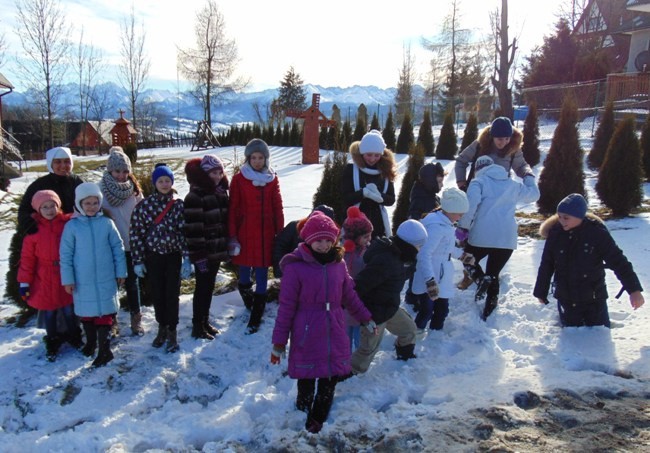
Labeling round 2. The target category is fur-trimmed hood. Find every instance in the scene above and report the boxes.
[476,125,523,158]
[184,157,229,192]
[349,141,397,182]
[539,212,604,239]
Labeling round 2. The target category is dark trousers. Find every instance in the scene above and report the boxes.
[558,299,611,328]
[41,305,77,338]
[146,251,181,328]
[124,252,141,314]
[414,295,449,330]
[193,261,220,322]
[464,245,513,299]
[297,377,338,424]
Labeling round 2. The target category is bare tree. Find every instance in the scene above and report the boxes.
[119,5,150,131]
[75,28,104,155]
[15,0,70,148]
[395,44,416,125]
[557,0,589,29]
[0,30,7,68]
[177,0,248,128]
[490,0,517,119]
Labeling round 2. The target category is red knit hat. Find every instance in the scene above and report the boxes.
[299,211,340,245]
[31,190,61,211]
[342,206,373,240]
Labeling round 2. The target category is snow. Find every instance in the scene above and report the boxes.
[0,140,649,451]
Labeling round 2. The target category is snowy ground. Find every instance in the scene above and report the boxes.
[0,136,649,452]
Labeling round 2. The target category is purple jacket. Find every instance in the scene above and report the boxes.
[272,243,372,379]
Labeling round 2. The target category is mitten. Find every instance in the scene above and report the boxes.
[180,257,192,279]
[228,238,241,256]
[133,263,146,278]
[195,259,209,274]
[362,183,384,203]
[425,278,440,300]
[19,284,30,302]
[364,320,378,334]
[459,252,475,266]
[270,344,286,365]
[455,227,469,243]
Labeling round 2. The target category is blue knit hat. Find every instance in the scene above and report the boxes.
[557,193,587,219]
[152,163,174,186]
[490,117,513,138]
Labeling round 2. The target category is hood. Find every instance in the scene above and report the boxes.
[538,213,604,239]
[418,162,443,193]
[476,164,508,181]
[477,125,523,158]
[421,210,451,229]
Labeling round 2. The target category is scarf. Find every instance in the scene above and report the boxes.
[240,163,276,186]
[100,171,135,207]
[352,164,391,237]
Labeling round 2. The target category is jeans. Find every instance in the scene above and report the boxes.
[239,266,269,294]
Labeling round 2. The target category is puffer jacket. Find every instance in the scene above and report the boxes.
[272,243,372,379]
[533,214,642,303]
[17,213,73,310]
[60,213,127,317]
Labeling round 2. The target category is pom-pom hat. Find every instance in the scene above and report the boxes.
[440,187,469,214]
[490,117,513,138]
[300,211,340,245]
[31,190,61,212]
[46,147,73,173]
[342,206,373,240]
[396,219,428,249]
[152,163,174,186]
[359,130,386,154]
[557,193,587,219]
[106,146,132,173]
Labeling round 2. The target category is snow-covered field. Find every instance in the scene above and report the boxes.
[0,132,649,451]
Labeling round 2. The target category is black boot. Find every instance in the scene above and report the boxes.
[246,293,266,334]
[481,294,499,321]
[395,343,417,361]
[238,282,254,311]
[66,327,85,350]
[81,322,97,357]
[475,276,494,301]
[203,316,220,336]
[191,319,214,340]
[166,328,179,353]
[92,326,113,367]
[43,335,61,362]
[152,324,167,348]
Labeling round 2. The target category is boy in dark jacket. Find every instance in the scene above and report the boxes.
[351,219,428,374]
[533,194,644,327]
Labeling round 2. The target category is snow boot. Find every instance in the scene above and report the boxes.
[191,319,214,340]
[152,324,167,348]
[474,276,494,302]
[203,316,220,336]
[305,418,323,434]
[81,322,97,357]
[166,328,179,353]
[238,282,254,311]
[43,335,61,362]
[481,294,499,321]
[246,293,266,334]
[395,343,417,361]
[92,326,113,367]
[456,269,474,290]
[130,312,144,336]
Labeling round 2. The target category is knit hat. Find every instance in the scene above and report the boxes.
[152,163,174,186]
[474,155,494,175]
[490,117,513,138]
[74,182,103,214]
[244,138,270,159]
[46,147,73,173]
[31,190,61,212]
[440,187,469,214]
[557,193,587,219]
[200,154,224,173]
[359,130,386,154]
[106,146,132,173]
[342,206,373,240]
[313,204,335,220]
[396,219,428,249]
[299,211,340,245]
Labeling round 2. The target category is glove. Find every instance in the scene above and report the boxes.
[455,227,469,243]
[270,344,286,365]
[19,284,30,302]
[180,257,192,279]
[459,252,475,266]
[195,259,209,274]
[133,263,146,279]
[228,238,241,256]
[362,183,384,203]
[364,319,378,334]
[425,278,440,300]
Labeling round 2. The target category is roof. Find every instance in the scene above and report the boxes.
[0,72,14,94]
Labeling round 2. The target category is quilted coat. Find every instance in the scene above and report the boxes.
[17,213,73,310]
[60,213,127,317]
[272,243,372,379]
[228,171,284,267]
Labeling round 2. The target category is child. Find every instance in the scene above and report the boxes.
[18,190,77,361]
[270,211,375,434]
[59,183,127,367]
[99,147,144,336]
[412,188,473,333]
[183,155,230,340]
[130,163,191,352]
[229,138,284,334]
[408,161,445,220]
[341,206,373,350]
[534,193,644,327]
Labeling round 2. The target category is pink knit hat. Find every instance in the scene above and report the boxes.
[31,190,61,211]
[300,211,340,245]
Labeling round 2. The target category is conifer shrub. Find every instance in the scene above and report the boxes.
[370,113,380,131]
[383,110,397,151]
[460,113,478,152]
[417,110,435,156]
[435,112,458,160]
[640,114,650,181]
[312,151,348,224]
[123,143,138,165]
[392,143,425,234]
[395,112,414,154]
[588,101,615,170]
[521,103,541,167]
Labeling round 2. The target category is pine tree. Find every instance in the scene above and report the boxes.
[370,112,380,131]
[392,143,425,233]
[395,111,414,154]
[312,151,349,223]
[460,113,478,152]
[319,126,328,149]
[282,123,290,146]
[521,103,541,167]
[382,109,397,151]
[340,120,353,152]
[353,117,367,142]
[435,112,458,159]
[587,101,615,170]
[274,124,282,146]
[290,120,301,146]
[640,114,650,181]
[277,66,308,118]
[537,97,585,214]
[327,124,339,151]
[595,117,643,217]
[417,110,435,156]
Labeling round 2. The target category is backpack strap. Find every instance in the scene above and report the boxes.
[154,198,175,225]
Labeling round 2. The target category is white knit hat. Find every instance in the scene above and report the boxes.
[46,147,73,173]
[359,130,386,154]
[74,182,103,215]
[441,187,469,214]
[474,155,494,175]
[396,219,428,249]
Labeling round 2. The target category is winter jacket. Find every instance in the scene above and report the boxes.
[272,220,301,277]
[455,126,532,185]
[457,165,540,250]
[17,213,73,311]
[183,188,229,265]
[412,210,463,298]
[60,213,127,317]
[272,243,372,379]
[354,236,419,324]
[101,191,142,252]
[18,173,84,234]
[408,163,442,219]
[228,171,284,268]
[130,192,188,265]
[533,214,642,304]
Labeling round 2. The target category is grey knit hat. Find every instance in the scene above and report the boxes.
[106,146,132,173]
[244,138,270,159]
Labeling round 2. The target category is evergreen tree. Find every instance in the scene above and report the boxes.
[319,126,328,150]
[417,110,435,156]
[370,112,380,131]
[339,120,353,152]
[435,112,458,159]
[395,111,414,154]
[521,103,541,167]
[274,124,282,146]
[312,151,349,223]
[537,97,585,214]
[641,114,650,181]
[460,113,478,151]
[392,143,425,234]
[327,124,339,151]
[382,109,397,151]
[290,120,301,146]
[277,66,308,119]
[282,123,290,146]
[353,117,367,142]
[587,101,615,170]
[595,117,643,217]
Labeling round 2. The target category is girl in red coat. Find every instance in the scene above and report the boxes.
[229,139,284,334]
[17,190,75,361]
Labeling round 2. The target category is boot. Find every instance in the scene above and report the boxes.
[246,293,266,334]
[395,343,417,361]
[43,335,61,362]
[81,322,97,357]
[305,418,323,434]
[92,326,114,367]
[456,269,474,290]
[110,313,120,338]
[475,276,494,302]
[191,319,214,340]
[66,329,85,350]
[166,328,179,353]
[152,324,167,348]
[130,312,144,336]
[481,294,499,321]
[238,282,254,311]
[203,317,220,336]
